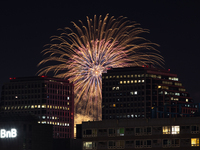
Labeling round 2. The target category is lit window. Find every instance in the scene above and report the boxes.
[186,99,188,102]
[163,126,170,134]
[130,92,133,95]
[120,75,123,78]
[124,81,126,84]
[127,75,130,78]
[116,76,119,78]
[112,87,115,90]
[171,126,180,134]
[24,106,27,109]
[42,116,46,119]
[55,106,57,109]
[175,93,180,96]
[42,105,46,108]
[158,85,161,88]
[42,121,46,124]
[67,97,70,100]
[124,75,126,78]
[106,76,108,79]
[157,75,161,79]
[31,105,34,109]
[52,116,54,119]
[191,138,199,146]
[116,87,119,90]
[174,98,179,101]
[109,76,112,78]
[142,80,144,82]
[134,80,137,83]
[15,96,18,99]
[113,104,116,107]
[131,80,133,83]
[117,128,124,136]
[135,74,137,77]
[127,80,130,84]
[134,91,137,95]
[138,80,141,83]
[120,81,123,84]
[35,105,37,108]
[38,105,41,108]
[131,75,133,77]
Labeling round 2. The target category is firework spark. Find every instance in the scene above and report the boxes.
[38,14,164,120]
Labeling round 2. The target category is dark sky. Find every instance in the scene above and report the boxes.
[0,1,200,102]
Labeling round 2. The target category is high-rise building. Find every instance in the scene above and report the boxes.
[0,76,74,138]
[102,66,198,120]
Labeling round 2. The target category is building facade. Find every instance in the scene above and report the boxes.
[0,114,53,150]
[0,76,74,138]
[102,66,198,120]
[81,117,200,150]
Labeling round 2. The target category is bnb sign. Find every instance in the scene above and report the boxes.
[0,129,17,138]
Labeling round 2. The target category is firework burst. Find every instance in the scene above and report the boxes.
[38,14,164,120]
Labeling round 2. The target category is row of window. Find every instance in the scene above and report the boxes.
[83,138,198,149]
[103,98,145,103]
[3,82,71,90]
[103,114,145,120]
[3,105,70,110]
[2,95,71,100]
[103,74,178,80]
[103,74,146,79]
[38,121,69,126]
[83,125,200,137]
[119,80,145,84]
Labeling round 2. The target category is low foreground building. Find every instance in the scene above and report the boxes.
[0,114,53,150]
[80,117,200,150]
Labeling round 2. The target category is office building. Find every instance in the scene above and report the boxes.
[102,66,198,120]
[0,114,53,150]
[81,117,200,149]
[0,76,74,138]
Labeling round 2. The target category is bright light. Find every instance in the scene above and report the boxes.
[38,14,164,120]
[0,129,17,138]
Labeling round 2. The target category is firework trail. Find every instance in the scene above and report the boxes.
[38,14,164,120]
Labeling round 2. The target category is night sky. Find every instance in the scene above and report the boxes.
[0,1,200,102]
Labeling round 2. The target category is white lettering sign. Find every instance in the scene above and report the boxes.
[0,129,17,138]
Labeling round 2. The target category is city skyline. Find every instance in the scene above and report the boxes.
[0,1,200,103]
